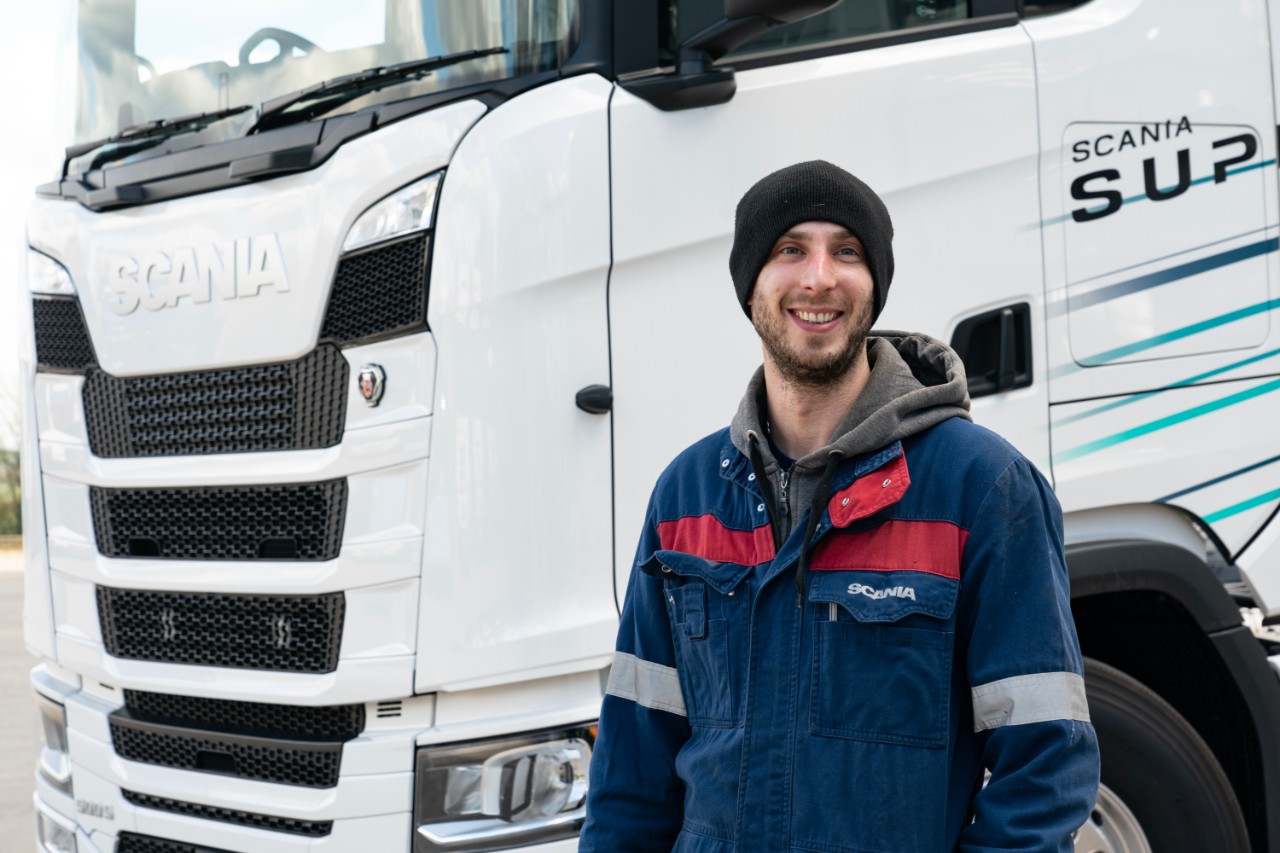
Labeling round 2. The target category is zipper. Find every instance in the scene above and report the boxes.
[779,468,791,528]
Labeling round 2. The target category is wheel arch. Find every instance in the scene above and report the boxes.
[1067,535,1280,853]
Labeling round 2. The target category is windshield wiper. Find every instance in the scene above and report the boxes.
[247,46,508,133]
[64,104,254,174]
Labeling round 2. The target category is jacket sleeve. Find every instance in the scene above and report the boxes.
[579,499,690,852]
[957,457,1100,852]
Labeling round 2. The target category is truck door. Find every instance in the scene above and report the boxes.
[1026,1,1280,569]
[608,0,1045,595]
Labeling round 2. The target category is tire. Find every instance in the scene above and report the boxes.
[1077,658,1250,853]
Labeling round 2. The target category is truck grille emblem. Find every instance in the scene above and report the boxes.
[159,608,177,641]
[272,615,293,649]
[358,364,386,407]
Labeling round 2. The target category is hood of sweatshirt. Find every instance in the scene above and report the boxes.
[729,330,971,474]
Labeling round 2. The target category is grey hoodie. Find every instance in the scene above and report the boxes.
[729,331,971,549]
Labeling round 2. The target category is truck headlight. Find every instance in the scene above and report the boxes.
[27,250,77,296]
[343,171,443,253]
[35,805,77,853]
[34,691,73,796]
[414,723,595,851]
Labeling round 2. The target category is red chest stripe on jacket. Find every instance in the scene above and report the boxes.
[828,453,910,527]
[811,519,968,579]
[657,515,777,565]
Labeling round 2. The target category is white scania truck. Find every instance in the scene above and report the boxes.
[19,0,1280,850]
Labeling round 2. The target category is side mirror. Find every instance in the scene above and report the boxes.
[622,0,842,111]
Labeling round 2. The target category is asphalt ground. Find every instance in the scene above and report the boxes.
[0,549,40,851]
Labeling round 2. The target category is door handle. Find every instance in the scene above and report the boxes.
[950,303,1032,398]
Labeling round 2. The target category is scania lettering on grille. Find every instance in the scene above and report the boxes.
[104,234,290,315]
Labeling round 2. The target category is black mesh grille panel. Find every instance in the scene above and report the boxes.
[123,790,333,837]
[82,345,348,458]
[123,689,364,741]
[33,297,96,371]
[116,832,236,853]
[109,714,343,787]
[321,233,429,344]
[98,587,345,672]
[90,479,347,561]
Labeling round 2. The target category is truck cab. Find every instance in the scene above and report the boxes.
[19,1,1280,851]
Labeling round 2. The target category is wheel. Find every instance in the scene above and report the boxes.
[1076,658,1249,853]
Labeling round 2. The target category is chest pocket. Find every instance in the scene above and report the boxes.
[807,570,957,747]
[646,550,752,728]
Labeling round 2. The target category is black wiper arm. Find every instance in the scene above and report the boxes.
[247,46,508,133]
[64,104,254,174]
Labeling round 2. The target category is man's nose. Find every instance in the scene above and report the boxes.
[799,250,838,290]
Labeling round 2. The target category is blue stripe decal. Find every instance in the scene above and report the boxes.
[1053,347,1280,427]
[1067,227,1273,288]
[1156,453,1280,503]
[1066,238,1279,312]
[1036,159,1276,229]
[1203,488,1280,524]
[1054,376,1280,463]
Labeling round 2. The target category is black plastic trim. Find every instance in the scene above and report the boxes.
[116,832,237,853]
[1208,626,1280,853]
[1067,539,1241,632]
[32,296,97,374]
[1069,538,1280,852]
[723,13,1021,72]
[109,708,345,788]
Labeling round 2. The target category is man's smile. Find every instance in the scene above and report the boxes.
[788,308,844,330]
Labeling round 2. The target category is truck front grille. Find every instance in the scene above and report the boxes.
[97,587,345,672]
[116,832,236,853]
[33,297,96,372]
[90,479,347,561]
[122,790,333,837]
[109,713,344,787]
[108,690,363,788]
[321,233,429,344]
[123,689,365,740]
[82,344,348,458]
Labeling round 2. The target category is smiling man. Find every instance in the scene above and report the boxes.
[580,161,1100,852]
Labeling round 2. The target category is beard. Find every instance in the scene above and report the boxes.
[752,296,874,389]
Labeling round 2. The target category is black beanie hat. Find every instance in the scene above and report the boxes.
[729,160,894,321]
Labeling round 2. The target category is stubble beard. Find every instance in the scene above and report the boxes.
[752,297,874,390]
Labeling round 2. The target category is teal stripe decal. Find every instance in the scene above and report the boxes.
[1054,376,1280,463]
[1053,347,1280,427]
[1036,159,1276,229]
[1203,487,1280,524]
[1078,298,1280,366]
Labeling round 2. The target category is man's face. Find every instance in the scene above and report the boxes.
[748,220,875,388]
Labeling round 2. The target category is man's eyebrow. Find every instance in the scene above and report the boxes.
[778,228,858,241]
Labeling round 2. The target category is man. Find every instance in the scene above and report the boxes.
[580,161,1100,852]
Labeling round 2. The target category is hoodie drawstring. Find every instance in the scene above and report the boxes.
[795,450,844,607]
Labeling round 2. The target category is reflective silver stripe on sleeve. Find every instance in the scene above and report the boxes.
[972,671,1090,732]
[606,652,687,717]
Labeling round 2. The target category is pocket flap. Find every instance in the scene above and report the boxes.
[641,550,754,595]
[808,570,957,623]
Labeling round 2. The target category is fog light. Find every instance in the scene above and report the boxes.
[33,691,72,796]
[414,724,595,851]
[35,808,77,853]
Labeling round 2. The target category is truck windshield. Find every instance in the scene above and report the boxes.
[71,0,575,150]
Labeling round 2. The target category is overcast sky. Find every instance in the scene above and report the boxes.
[1,6,62,447]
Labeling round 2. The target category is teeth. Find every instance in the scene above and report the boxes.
[796,310,837,323]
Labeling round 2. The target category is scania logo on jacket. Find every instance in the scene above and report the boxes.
[103,234,290,315]
[847,582,916,601]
